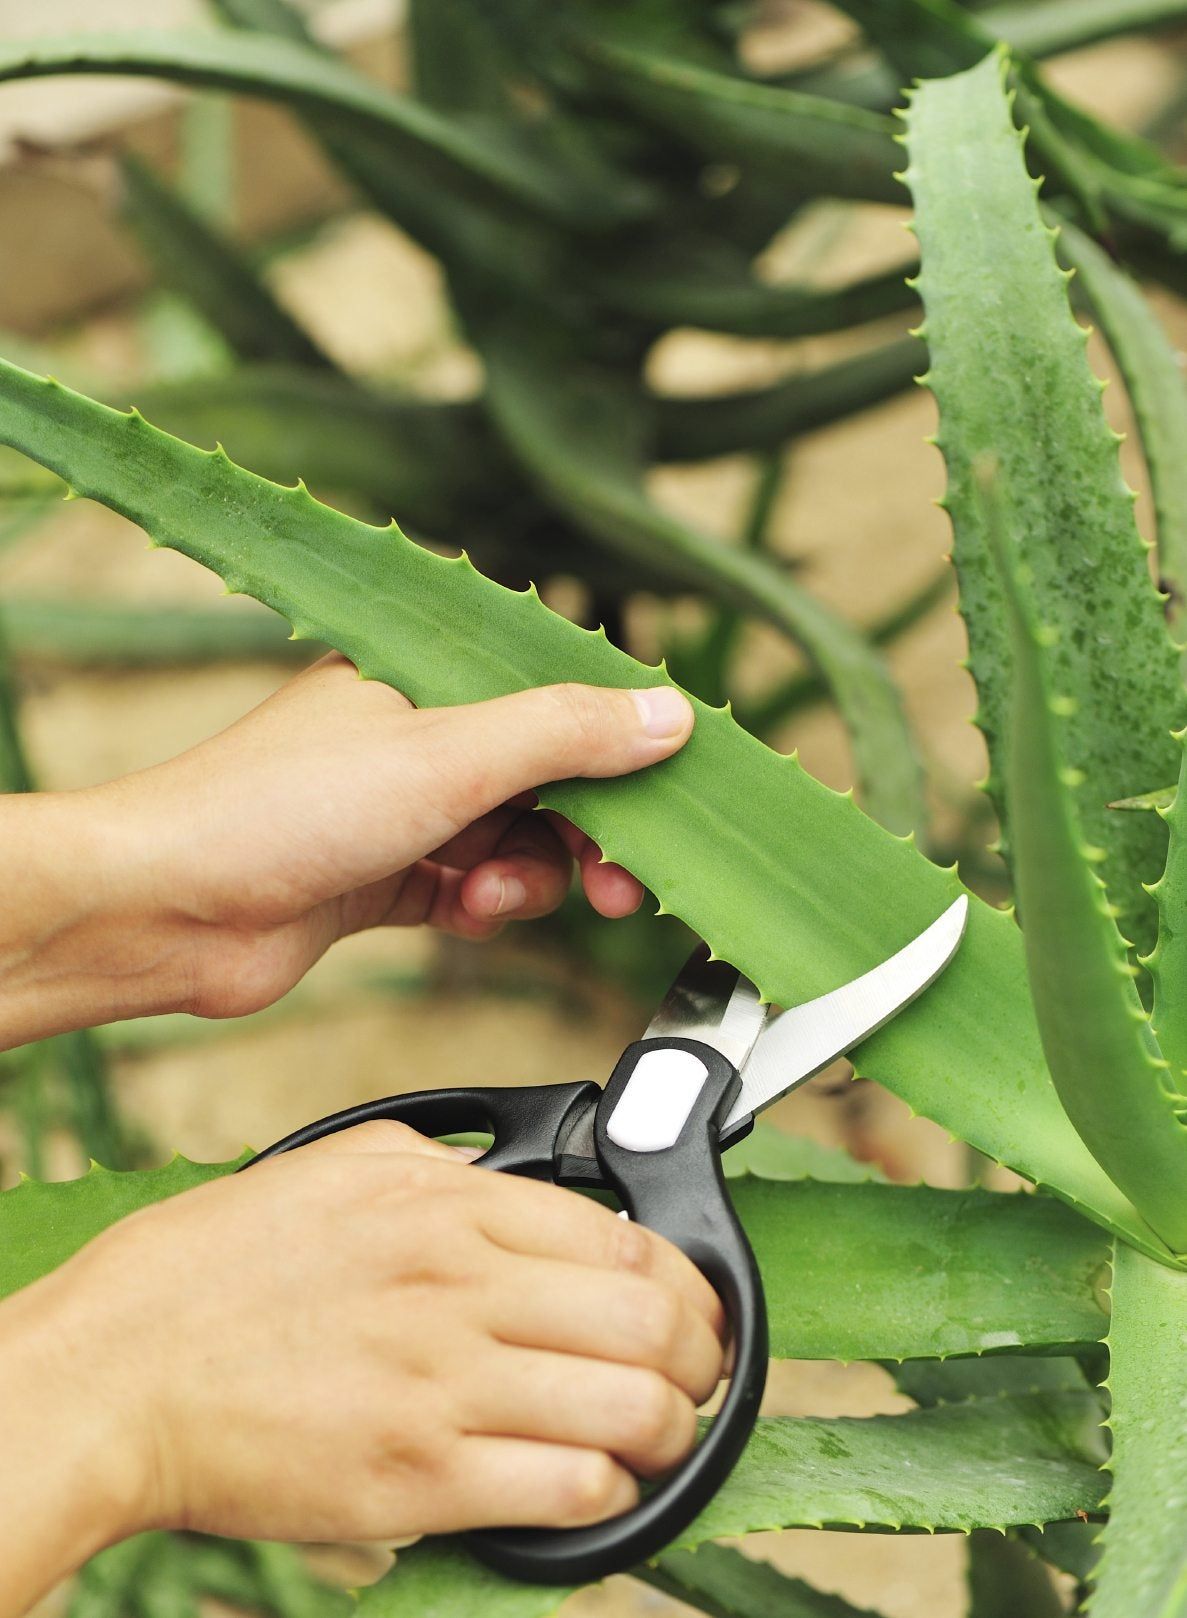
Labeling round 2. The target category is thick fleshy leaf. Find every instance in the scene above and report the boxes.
[1,598,311,666]
[579,39,903,205]
[722,1124,888,1183]
[982,452,1187,1249]
[654,336,924,462]
[0,31,633,230]
[1056,219,1187,608]
[967,1530,1065,1618]
[132,369,506,537]
[0,357,1171,1260]
[643,1543,886,1618]
[593,250,919,340]
[366,1391,1105,1615]
[475,309,923,834]
[119,154,331,370]
[0,1157,240,1300]
[1148,738,1187,1077]
[988,0,1187,57]
[903,49,1185,961]
[735,1178,1107,1361]
[1090,1240,1187,1616]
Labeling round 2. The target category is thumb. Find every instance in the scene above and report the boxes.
[409,683,695,823]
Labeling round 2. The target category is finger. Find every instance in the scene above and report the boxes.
[465,1347,698,1479]
[473,1179,726,1340]
[541,812,644,918]
[486,1256,724,1404]
[291,1118,470,1163]
[429,1437,638,1532]
[458,813,574,922]
[400,683,694,845]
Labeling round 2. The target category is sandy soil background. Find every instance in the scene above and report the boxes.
[0,4,1179,1612]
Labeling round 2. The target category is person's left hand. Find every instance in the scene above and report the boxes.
[75,654,694,1023]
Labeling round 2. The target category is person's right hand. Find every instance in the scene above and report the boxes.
[31,1122,727,1549]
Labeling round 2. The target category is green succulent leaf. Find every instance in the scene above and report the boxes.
[0,355,1171,1260]
[966,1529,1065,1618]
[1090,1239,1187,1616]
[977,447,1187,1249]
[119,154,331,371]
[592,250,919,340]
[736,1178,1107,1361]
[0,598,311,667]
[903,48,1185,962]
[580,39,904,204]
[1147,737,1187,1087]
[1110,787,1177,813]
[0,1135,1105,1367]
[642,1542,886,1618]
[987,0,1187,57]
[130,368,506,538]
[654,336,925,463]
[0,31,631,230]
[475,308,923,833]
[1055,219,1187,610]
[0,1156,240,1301]
[363,1391,1105,1613]
[722,1124,888,1183]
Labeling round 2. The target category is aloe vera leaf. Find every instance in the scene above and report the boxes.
[895,1352,1096,1409]
[119,154,331,370]
[579,39,903,205]
[987,0,1187,57]
[642,1543,886,1618]
[1146,738,1187,1078]
[736,568,956,737]
[980,451,1187,1247]
[904,50,1186,963]
[477,311,924,835]
[131,369,507,536]
[0,32,631,231]
[654,335,925,462]
[723,1125,888,1182]
[212,0,564,304]
[967,1530,1065,1618]
[366,1392,1105,1615]
[0,598,312,666]
[0,357,1169,1259]
[1055,219,1187,607]
[1088,1239,1187,1617]
[595,252,919,339]
[732,1178,1107,1361]
[0,1141,1105,1365]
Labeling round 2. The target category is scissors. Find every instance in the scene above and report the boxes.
[245,894,968,1585]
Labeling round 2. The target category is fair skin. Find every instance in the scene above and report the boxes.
[0,658,723,1617]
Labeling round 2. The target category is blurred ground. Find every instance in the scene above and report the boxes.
[0,4,1175,1614]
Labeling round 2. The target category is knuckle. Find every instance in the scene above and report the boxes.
[610,1217,654,1277]
[344,1119,429,1154]
[626,1370,680,1451]
[633,1284,682,1364]
[559,1452,625,1526]
[546,683,608,747]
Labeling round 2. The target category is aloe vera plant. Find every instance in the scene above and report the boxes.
[8,2,1187,1614]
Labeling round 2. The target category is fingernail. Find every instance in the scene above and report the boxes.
[631,687,692,740]
[494,875,527,915]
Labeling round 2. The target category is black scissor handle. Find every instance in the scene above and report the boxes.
[467,1037,767,1585]
[241,1081,598,1179]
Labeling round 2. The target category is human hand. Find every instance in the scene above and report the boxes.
[17,1122,725,1557]
[0,657,693,1043]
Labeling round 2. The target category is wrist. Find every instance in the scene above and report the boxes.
[0,787,196,1049]
[0,1269,148,1612]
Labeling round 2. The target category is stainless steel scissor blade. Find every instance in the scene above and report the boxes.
[725,895,968,1132]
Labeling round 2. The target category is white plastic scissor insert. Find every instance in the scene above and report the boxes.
[605,1048,708,1153]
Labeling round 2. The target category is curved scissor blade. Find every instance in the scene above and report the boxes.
[644,943,768,1072]
[725,895,969,1132]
